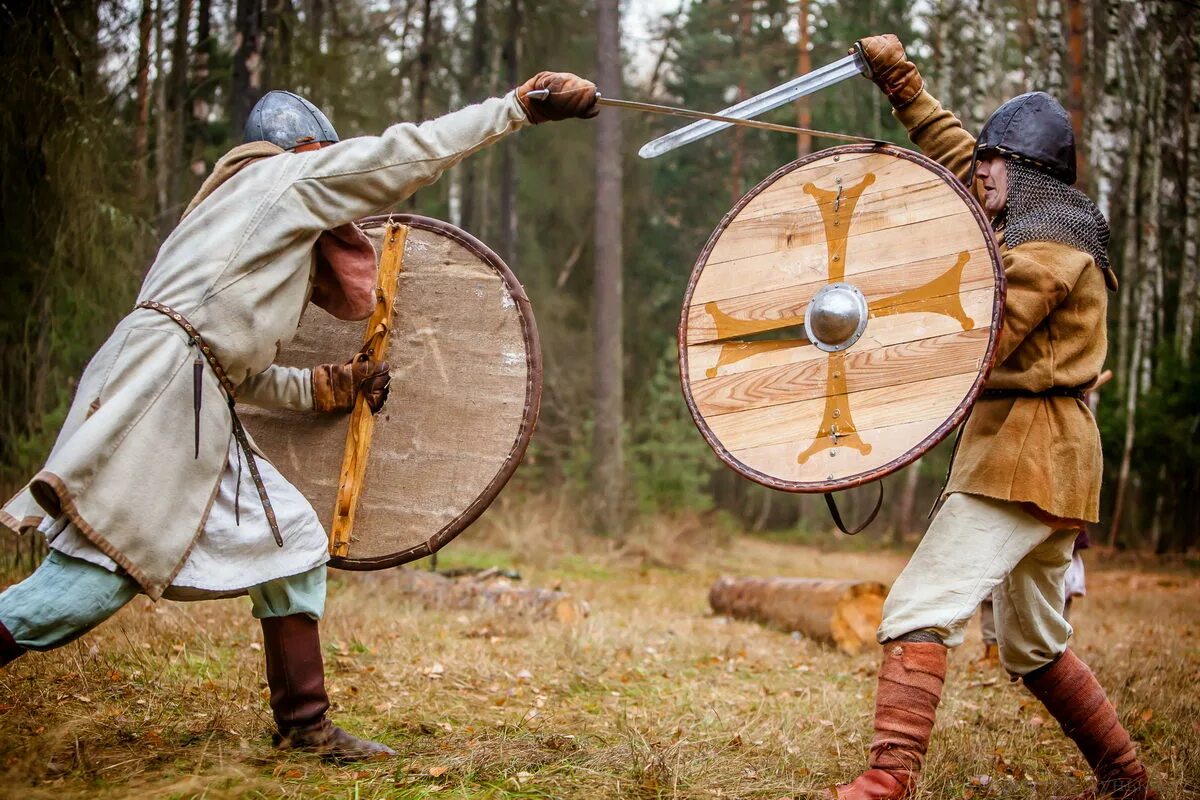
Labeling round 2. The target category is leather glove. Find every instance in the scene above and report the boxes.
[516,71,599,124]
[854,34,924,109]
[312,354,391,414]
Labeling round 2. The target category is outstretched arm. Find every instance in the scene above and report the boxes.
[284,73,597,231]
[286,93,529,231]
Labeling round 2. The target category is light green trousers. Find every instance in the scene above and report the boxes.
[0,550,326,651]
[878,492,1077,676]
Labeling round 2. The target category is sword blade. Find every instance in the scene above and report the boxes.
[596,96,869,145]
[637,50,868,159]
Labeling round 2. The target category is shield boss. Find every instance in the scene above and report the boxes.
[679,145,1005,492]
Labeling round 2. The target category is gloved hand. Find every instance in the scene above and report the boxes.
[854,34,924,109]
[312,354,390,414]
[516,71,599,124]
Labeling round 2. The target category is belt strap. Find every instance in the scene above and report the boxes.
[136,300,283,547]
[980,385,1088,400]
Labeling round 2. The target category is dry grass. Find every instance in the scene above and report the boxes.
[1,496,1197,799]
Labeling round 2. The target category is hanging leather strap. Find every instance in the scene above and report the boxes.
[824,480,885,536]
[135,300,283,547]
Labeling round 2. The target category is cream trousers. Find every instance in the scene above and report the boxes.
[878,492,1077,676]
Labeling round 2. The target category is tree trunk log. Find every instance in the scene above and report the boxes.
[709,576,886,655]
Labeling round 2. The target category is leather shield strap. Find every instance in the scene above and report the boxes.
[824,480,885,535]
[136,300,283,547]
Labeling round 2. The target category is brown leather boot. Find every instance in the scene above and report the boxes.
[0,621,25,668]
[261,614,395,762]
[822,641,947,799]
[1024,650,1157,800]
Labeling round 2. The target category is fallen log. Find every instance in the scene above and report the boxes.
[388,568,589,624]
[709,576,886,654]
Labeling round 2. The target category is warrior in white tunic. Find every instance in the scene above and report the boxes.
[0,72,599,761]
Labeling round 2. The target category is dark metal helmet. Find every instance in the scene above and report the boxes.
[975,91,1076,185]
[243,90,338,150]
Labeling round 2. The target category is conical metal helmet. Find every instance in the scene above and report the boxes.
[974,91,1076,184]
[244,90,338,150]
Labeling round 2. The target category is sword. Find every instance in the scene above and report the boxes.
[636,45,870,158]
[525,88,877,150]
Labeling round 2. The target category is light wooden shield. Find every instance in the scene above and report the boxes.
[679,145,1005,492]
[240,215,541,569]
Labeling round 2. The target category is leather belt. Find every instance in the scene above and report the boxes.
[980,385,1088,400]
[136,300,283,547]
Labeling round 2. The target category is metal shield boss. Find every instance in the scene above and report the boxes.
[679,145,1005,492]
[240,216,542,569]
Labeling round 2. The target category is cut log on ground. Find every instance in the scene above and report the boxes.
[388,568,589,624]
[709,576,886,654]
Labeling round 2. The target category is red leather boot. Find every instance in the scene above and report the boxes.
[1024,650,1158,800]
[261,614,395,762]
[822,641,947,799]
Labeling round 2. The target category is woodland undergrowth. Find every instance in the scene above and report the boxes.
[0,495,1196,799]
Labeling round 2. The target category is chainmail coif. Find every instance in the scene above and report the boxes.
[998,160,1115,288]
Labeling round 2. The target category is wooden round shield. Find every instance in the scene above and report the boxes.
[241,215,541,569]
[679,145,1004,492]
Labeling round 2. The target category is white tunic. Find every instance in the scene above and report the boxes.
[43,440,328,597]
[2,92,531,599]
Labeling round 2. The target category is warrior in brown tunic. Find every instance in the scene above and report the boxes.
[819,35,1157,800]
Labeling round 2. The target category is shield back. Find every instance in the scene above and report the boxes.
[680,145,1004,492]
[241,215,541,569]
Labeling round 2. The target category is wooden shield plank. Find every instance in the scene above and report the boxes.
[240,215,541,569]
[679,145,1004,492]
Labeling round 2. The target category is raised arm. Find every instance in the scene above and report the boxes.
[855,35,979,188]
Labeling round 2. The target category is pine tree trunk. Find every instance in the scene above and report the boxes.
[164,0,194,224]
[231,0,265,136]
[188,0,214,190]
[134,0,154,198]
[795,0,812,158]
[153,0,170,221]
[498,0,520,261]
[415,0,434,121]
[460,0,488,233]
[1180,24,1200,364]
[729,0,750,203]
[592,0,625,531]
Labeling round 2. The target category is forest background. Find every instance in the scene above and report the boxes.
[1,0,1197,559]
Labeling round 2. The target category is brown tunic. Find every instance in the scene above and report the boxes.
[895,89,1108,526]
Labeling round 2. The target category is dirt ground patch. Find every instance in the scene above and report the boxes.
[1,500,1197,798]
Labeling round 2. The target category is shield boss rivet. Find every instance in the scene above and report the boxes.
[805,282,868,352]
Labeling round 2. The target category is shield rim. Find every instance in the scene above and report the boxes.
[677,144,1006,494]
[329,213,543,570]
